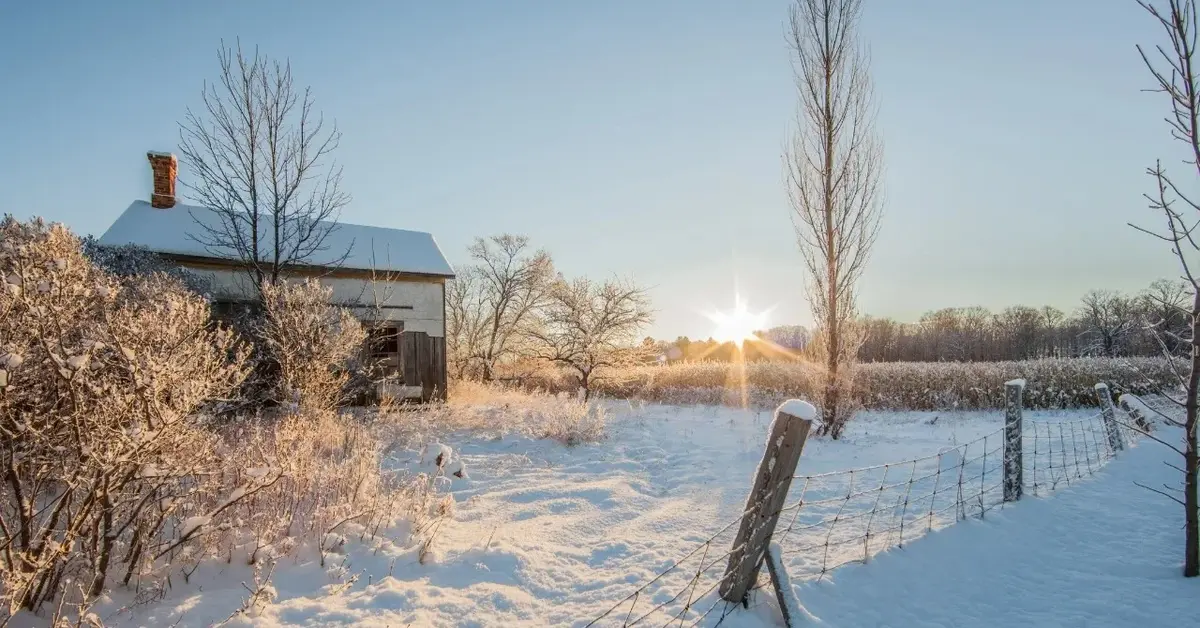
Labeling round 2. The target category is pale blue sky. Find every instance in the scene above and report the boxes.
[0,1,1183,338]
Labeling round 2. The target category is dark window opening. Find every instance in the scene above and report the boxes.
[368,325,403,358]
[211,299,260,321]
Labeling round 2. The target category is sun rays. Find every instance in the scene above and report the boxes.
[700,293,796,408]
[705,294,769,348]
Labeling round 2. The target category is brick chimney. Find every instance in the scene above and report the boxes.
[147,151,177,209]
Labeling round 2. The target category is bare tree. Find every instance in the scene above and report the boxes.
[1040,306,1067,357]
[464,235,555,380]
[785,0,883,439]
[996,305,1043,360]
[1135,0,1200,578]
[528,277,653,401]
[179,40,350,291]
[763,324,812,352]
[1077,289,1138,357]
[1141,278,1193,354]
[445,268,488,379]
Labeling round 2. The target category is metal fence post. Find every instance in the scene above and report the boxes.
[1094,383,1125,451]
[1003,379,1025,502]
[719,401,813,605]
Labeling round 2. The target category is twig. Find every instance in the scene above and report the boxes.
[1135,480,1187,506]
[1110,415,1186,456]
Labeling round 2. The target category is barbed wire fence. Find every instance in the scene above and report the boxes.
[583,381,1142,627]
[769,426,1007,584]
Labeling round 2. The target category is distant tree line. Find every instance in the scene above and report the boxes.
[651,279,1190,363]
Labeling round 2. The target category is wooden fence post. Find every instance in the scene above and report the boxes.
[1094,383,1125,452]
[1003,379,1024,502]
[719,401,813,605]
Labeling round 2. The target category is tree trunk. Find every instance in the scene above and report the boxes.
[821,1,841,440]
[90,484,115,598]
[1185,289,1200,577]
[1185,426,1198,577]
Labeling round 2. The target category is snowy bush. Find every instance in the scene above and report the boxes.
[804,320,868,438]
[0,219,446,623]
[201,408,447,569]
[372,380,608,446]
[255,279,367,411]
[79,235,211,296]
[448,380,607,444]
[0,217,250,615]
[507,357,1177,411]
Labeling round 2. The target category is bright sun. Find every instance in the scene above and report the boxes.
[706,294,769,346]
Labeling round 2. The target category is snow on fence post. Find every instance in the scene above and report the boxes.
[1003,379,1025,502]
[719,400,814,606]
[1118,394,1152,433]
[766,541,803,627]
[1094,383,1125,452]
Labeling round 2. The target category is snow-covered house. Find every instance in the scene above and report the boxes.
[97,152,455,401]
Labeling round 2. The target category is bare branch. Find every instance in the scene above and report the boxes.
[178,39,350,292]
[1135,480,1188,507]
[525,276,654,400]
[451,235,555,380]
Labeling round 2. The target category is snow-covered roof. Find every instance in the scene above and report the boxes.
[98,200,455,277]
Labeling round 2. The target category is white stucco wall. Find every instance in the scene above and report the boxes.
[187,266,446,337]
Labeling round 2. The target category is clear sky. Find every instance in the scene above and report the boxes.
[0,0,1185,339]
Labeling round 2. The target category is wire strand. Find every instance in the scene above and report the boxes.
[584,409,1139,626]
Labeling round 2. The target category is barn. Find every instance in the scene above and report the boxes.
[97,152,455,401]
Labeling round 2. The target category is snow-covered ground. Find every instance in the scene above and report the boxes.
[96,402,1192,627]
[789,427,1197,627]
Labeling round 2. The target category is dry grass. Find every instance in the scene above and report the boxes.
[506,356,1179,411]
[366,380,608,447]
[195,409,447,564]
[92,409,452,625]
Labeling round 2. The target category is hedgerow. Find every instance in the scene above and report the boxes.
[513,357,1178,411]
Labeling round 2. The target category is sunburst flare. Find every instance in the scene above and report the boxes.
[702,294,772,408]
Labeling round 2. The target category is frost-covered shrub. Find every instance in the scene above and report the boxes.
[0,217,250,615]
[79,235,212,296]
[453,381,607,444]
[0,220,448,621]
[375,380,607,445]
[255,279,367,411]
[804,320,868,438]
[198,408,446,571]
[510,357,1177,411]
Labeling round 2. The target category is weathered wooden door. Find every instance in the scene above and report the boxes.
[401,331,448,401]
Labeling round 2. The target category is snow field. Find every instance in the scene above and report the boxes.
[783,427,1196,627]
[587,408,1126,625]
[95,400,1135,627]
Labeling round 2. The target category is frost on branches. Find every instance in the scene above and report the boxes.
[79,235,212,297]
[0,218,453,623]
[527,277,653,402]
[0,217,251,614]
[256,279,367,412]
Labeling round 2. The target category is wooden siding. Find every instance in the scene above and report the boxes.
[188,267,447,336]
[401,331,448,401]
